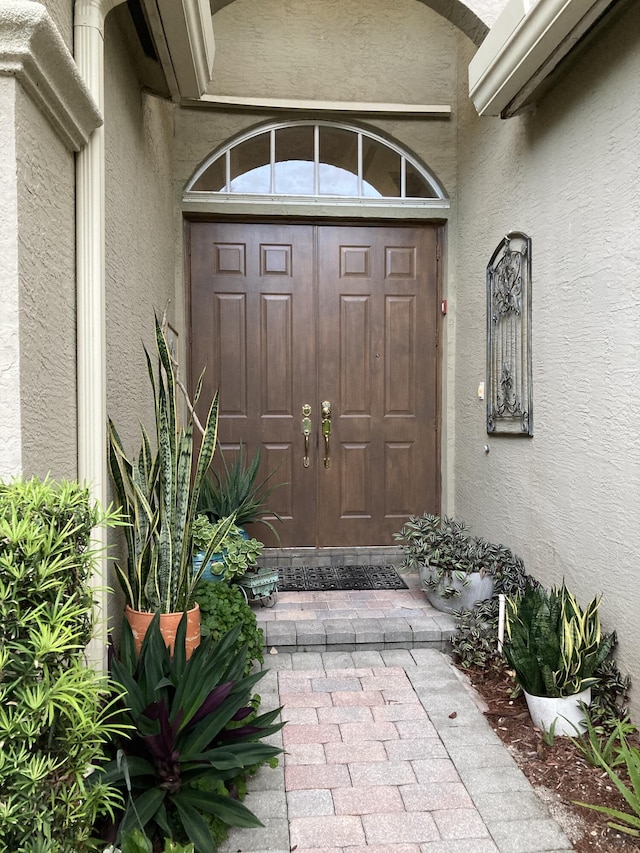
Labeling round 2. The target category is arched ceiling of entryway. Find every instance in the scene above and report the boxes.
[209,0,500,45]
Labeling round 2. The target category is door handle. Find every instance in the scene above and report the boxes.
[301,404,312,468]
[321,400,331,468]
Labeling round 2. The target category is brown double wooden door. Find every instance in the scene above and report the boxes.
[189,221,440,547]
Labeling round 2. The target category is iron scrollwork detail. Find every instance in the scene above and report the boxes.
[486,231,533,436]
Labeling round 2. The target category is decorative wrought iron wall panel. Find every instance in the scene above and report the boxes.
[486,231,533,436]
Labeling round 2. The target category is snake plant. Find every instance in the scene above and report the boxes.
[108,315,235,613]
[504,581,614,698]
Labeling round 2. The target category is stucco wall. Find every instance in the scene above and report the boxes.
[41,0,73,51]
[103,11,177,625]
[210,0,456,106]
[104,13,177,455]
[210,0,504,43]
[454,4,640,714]
[0,0,79,480]
[17,81,78,478]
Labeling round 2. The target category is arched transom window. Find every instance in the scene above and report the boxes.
[185,121,447,205]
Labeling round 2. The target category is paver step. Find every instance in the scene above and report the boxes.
[253,573,458,653]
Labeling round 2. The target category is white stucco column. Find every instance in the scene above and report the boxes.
[0,80,21,478]
[74,0,126,669]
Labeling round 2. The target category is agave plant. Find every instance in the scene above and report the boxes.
[198,442,283,540]
[94,614,283,852]
[504,581,614,697]
[108,315,235,613]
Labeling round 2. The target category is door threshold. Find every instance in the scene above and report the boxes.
[258,545,403,569]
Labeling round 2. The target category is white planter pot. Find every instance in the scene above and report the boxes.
[523,687,591,736]
[418,565,494,613]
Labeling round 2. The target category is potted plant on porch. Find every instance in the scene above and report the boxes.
[108,315,235,656]
[192,513,264,582]
[503,581,615,735]
[394,514,496,613]
[198,442,282,603]
[192,512,278,605]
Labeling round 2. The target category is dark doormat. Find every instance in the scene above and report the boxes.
[277,564,408,592]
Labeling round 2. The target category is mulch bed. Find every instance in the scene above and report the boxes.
[459,662,639,853]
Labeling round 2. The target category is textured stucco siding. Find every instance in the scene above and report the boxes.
[104,14,177,457]
[41,0,73,51]
[209,0,503,43]
[16,82,78,478]
[0,78,22,477]
[454,4,640,714]
[210,0,456,105]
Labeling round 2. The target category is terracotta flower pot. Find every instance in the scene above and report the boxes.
[124,603,201,658]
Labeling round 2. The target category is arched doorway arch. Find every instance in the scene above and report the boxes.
[209,0,490,45]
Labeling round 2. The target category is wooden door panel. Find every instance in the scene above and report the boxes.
[384,442,415,515]
[340,443,370,517]
[317,224,439,545]
[340,296,371,414]
[385,295,416,415]
[189,220,440,548]
[214,293,247,415]
[261,294,293,415]
[190,222,316,546]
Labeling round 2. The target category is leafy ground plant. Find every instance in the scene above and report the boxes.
[576,721,640,837]
[195,579,264,675]
[0,477,128,853]
[109,828,194,852]
[450,544,528,670]
[95,614,282,852]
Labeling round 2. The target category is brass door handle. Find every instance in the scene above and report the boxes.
[301,404,312,468]
[321,400,331,468]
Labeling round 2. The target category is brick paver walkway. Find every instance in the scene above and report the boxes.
[218,644,576,853]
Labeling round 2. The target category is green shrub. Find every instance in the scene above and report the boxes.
[395,514,527,603]
[590,636,632,723]
[195,580,264,674]
[116,828,195,852]
[451,599,502,669]
[0,477,127,853]
[568,707,636,769]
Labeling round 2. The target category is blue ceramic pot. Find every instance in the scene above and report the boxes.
[193,551,225,582]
